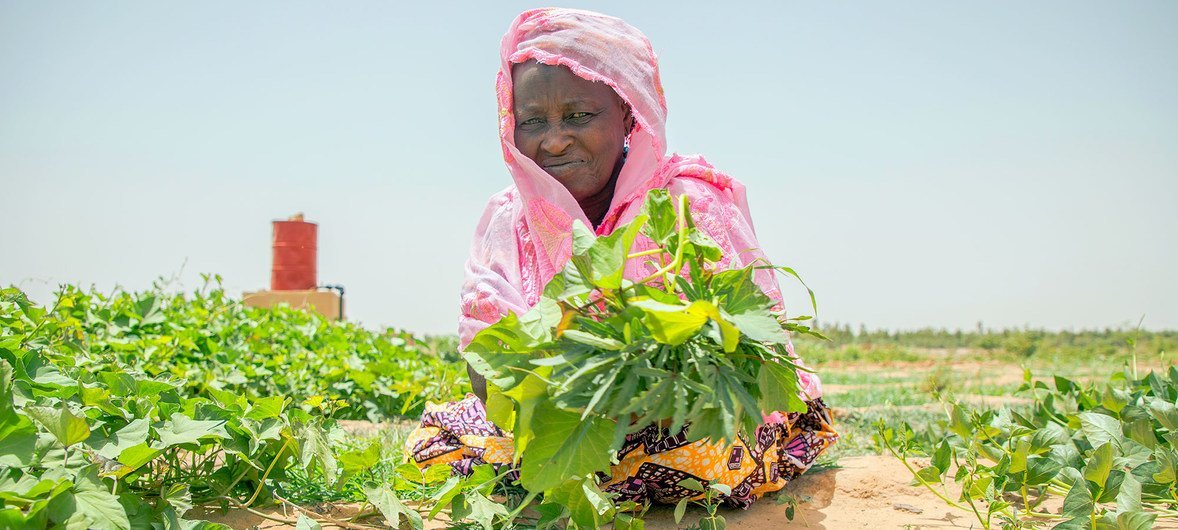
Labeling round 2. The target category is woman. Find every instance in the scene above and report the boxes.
[407,8,837,508]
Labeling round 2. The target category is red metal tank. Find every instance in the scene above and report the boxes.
[271,214,317,291]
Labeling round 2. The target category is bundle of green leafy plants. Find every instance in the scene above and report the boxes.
[879,359,1178,530]
[463,189,823,528]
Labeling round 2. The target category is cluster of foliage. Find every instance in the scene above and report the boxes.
[0,283,466,529]
[40,279,467,421]
[879,360,1178,529]
[804,324,1176,360]
[463,189,821,529]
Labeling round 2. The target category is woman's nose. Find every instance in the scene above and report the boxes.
[539,125,574,155]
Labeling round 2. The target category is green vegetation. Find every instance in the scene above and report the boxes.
[2,214,1173,528]
[879,364,1178,529]
[0,282,465,529]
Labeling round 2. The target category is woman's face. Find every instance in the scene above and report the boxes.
[512,61,633,205]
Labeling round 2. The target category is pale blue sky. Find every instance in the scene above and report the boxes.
[3,2,1176,334]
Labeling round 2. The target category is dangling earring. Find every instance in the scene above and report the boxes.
[622,137,630,159]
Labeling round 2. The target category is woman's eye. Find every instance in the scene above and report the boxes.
[518,117,544,129]
[567,112,594,124]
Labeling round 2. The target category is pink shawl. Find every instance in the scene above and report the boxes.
[460,8,821,399]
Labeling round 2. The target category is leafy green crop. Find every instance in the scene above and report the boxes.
[41,279,467,421]
[0,282,465,528]
[464,189,823,528]
[879,362,1178,529]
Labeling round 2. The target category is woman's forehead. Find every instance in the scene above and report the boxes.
[511,61,621,109]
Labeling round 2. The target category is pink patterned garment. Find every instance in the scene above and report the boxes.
[460,8,822,401]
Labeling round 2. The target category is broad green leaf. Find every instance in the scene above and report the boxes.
[1114,511,1156,530]
[117,443,161,473]
[295,514,322,530]
[1148,400,1178,431]
[502,369,550,455]
[464,491,508,530]
[932,440,951,474]
[1078,412,1123,450]
[1083,442,1115,489]
[244,396,285,421]
[641,188,677,245]
[518,401,613,492]
[545,478,613,530]
[72,467,131,530]
[571,214,648,290]
[465,299,560,354]
[26,404,90,448]
[298,422,339,485]
[726,311,787,343]
[1026,455,1064,486]
[91,419,150,460]
[687,301,739,353]
[484,392,516,430]
[364,485,422,530]
[338,442,381,475]
[152,414,229,450]
[756,362,806,414]
[642,308,708,346]
[615,512,645,530]
[1061,474,1094,518]
[1115,471,1142,514]
[0,415,37,467]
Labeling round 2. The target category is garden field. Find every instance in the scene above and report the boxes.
[2,281,1175,529]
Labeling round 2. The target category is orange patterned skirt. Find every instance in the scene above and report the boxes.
[405,395,837,507]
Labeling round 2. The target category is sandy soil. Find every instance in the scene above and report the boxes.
[194,455,1177,529]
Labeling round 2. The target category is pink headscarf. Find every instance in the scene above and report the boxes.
[461,8,821,399]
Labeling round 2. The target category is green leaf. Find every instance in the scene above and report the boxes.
[518,402,613,492]
[451,490,506,530]
[641,188,677,245]
[1115,470,1142,514]
[244,396,285,421]
[91,418,150,460]
[571,214,648,290]
[465,298,561,354]
[26,404,90,448]
[562,329,625,351]
[615,512,644,530]
[932,440,951,474]
[72,467,131,530]
[911,465,943,486]
[338,442,381,475]
[1061,474,1094,518]
[1083,442,1115,489]
[1026,455,1064,486]
[726,311,787,344]
[546,478,613,529]
[295,514,322,530]
[1114,511,1156,530]
[756,361,806,414]
[364,485,422,530]
[1148,400,1178,431]
[1078,412,1123,450]
[641,307,708,346]
[152,413,229,449]
[116,443,161,473]
[674,498,689,524]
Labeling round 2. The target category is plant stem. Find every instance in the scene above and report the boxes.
[244,438,291,507]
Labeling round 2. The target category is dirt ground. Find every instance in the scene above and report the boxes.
[196,454,1177,529]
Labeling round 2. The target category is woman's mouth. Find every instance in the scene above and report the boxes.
[542,160,585,176]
